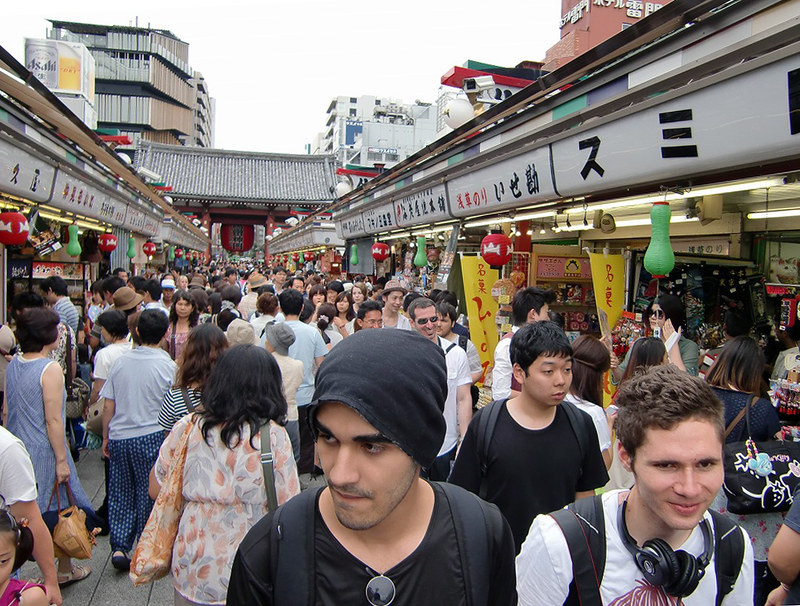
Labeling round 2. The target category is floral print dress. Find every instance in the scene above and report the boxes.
[154,415,300,605]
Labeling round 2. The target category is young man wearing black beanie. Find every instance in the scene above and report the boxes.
[227,330,516,606]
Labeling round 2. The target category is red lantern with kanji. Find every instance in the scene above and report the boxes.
[192,251,199,261]
[283,255,289,264]
[142,241,156,256]
[304,251,314,262]
[220,224,255,253]
[0,212,29,246]
[371,242,390,262]
[98,233,117,253]
[175,248,184,259]
[480,232,513,268]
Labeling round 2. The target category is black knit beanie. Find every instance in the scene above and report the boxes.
[309,329,447,468]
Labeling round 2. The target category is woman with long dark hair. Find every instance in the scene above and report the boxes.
[563,335,612,469]
[333,291,356,336]
[149,345,299,606]
[158,324,229,431]
[164,290,199,361]
[706,336,782,605]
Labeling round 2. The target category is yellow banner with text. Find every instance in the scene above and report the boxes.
[461,256,499,385]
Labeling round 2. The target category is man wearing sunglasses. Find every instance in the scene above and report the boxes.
[228,330,516,606]
[408,297,473,481]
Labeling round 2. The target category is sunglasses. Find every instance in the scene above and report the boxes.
[366,573,395,606]
[415,316,440,326]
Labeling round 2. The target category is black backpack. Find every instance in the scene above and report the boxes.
[473,399,593,500]
[269,483,503,606]
[549,494,745,606]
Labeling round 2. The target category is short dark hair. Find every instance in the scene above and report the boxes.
[645,294,686,331]
[510,321,572,373]
[15,307,60,353]
[95,310,129,339]
[616,365,724,462]
[290,276,305,288]
[436,290,459,311]
[326,280,344,294]
[619,337,667,384]
[199,345,288,449]
[273,266,287,275]
[403,292,423,313]
[102,276,126,296]
[10,292,45,321]
[128,275,147,294]
[724,309,751,338]
[299,299,315,323]
[512,287,556,326]
[220,284,242,306]
[137,308,170,345]
[112,267,128,278]
[278,288,304,316]
[225,268,238,277]
[335,291,355,321]
[308,284,326,301]
[436,301,458,323]
[257,292,279,316]
[144,279,162,302]
[357,299,382,320]
[189,287,209,314]
[407,297,435,320]
[39,276,68,296]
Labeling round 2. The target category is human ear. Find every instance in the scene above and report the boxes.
[618,441,634,473]
[512,363,527,386]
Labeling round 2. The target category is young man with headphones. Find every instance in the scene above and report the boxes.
[516,365,753,605]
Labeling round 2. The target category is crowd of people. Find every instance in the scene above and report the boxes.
[0,261,799,605]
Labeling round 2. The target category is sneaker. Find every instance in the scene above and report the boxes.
[111,550,131,571]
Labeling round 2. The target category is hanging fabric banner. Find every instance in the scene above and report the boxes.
[588,252,626,335]
[461,255,499,384]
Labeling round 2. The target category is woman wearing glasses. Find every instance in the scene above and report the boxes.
[611,294,699,383]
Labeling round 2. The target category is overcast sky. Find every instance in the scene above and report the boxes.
[2,0,562,155]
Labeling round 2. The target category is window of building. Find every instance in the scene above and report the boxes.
[375,99,381,105]
[349,108,357,117]
[349,97,357,103]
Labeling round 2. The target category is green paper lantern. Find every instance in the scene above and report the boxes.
[167,246,175,261]
[66,224,81,257]
[643,202,675,278]
[126,236,136,259]
[349,244,359,266]
[413,236,427,268]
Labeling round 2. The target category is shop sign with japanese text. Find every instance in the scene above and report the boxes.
[362,203,396,233]
[0,138,56,203]
[449,147,554,218]
[49,169,126,224]
[551,57,800,197]
[394,184,449,228]
[337,213,366,239]
[32,261,84,280]
[536,256,592,280]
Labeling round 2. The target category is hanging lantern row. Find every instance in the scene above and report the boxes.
[0,212,29,246]
[142,241,156,257]
[291,252,299,262]
[372,242,390,262]
[175,247,184,259]
[480,232,513,269]
[304,251,315,262]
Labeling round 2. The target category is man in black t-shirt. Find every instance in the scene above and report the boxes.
[450,321,609,552]
[227,330,516,606]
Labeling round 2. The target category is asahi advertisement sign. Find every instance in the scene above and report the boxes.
[24,38,96,103]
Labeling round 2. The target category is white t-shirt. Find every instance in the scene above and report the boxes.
[492,326,519,400]
[438,337,473,456]
[516,489,754,605]
[0,425,38,505]
[92,340,133,380]
[383,313,412,331]
[563,394,612,452]
[442,332,482,375]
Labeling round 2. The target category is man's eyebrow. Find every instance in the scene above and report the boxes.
[315,420,392,444]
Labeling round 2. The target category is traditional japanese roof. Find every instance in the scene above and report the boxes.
[134,143,338,204]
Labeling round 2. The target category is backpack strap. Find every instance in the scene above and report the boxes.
[271,487,320,606]
[561,401,588,469]
[439,483,496,606]
[708,510,745,606]
[476,400,505,501]
[549,495,606,606]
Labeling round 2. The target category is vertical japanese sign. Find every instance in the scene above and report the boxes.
[461,256,499,384]
[588,252,625,334]
[433,225,460,290]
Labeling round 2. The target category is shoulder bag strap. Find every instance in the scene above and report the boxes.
[181,387,196,413]
[271,488,319,606]
[708,510,745,605]
[561,401,587,467]
[169,325,177,359]
[260,421,278,512]
[65,327,74,389]
[724,400,750,439]
[477,401,504,501]
[742,394,758,441]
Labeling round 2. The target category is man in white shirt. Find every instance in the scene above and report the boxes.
[408,298,472,481]
[142,279,169,317]
[381,280,412,330]
[515,365,753,605]
[491,287,555,401]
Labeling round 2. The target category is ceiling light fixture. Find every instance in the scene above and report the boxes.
[746,209,800,220]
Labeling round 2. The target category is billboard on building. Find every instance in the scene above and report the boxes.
[25,39,95,103]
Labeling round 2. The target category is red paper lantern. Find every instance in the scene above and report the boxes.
[291,253,299,262]
[480,232,513,268]
[0,212,30,246]
[192,251,199,261]
[98,233,117,253]
[371,242,390,262]
[283,255,289,264]
[175,248,184,258]
[142,241,157,256]
[304,251,314,262]
[220,224,254,252]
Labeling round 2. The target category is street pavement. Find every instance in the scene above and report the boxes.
[19,447,174,606]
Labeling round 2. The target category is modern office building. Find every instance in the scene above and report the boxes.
[45,19,214,149]
[313,95,438,170]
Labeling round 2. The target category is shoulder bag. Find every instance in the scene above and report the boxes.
[49,482,97,560]
[260,420,278,512]
[723,395,800,514]
[64,329,90,419]
[130,415,195,585]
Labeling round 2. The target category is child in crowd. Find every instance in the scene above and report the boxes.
[0,504,47,606]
